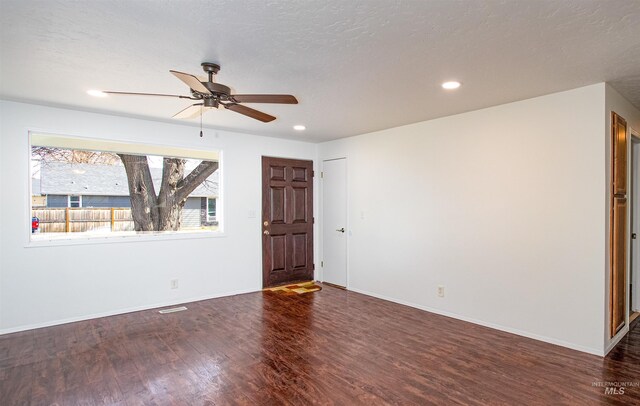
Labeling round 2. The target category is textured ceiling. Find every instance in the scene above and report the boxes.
[1,0,640,142]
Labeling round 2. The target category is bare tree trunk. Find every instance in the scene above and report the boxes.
[154,158,219,231]
[117,154,219,232]
[117,154,158,231]
[156,158,185,231]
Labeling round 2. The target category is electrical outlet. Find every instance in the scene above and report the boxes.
[170,279,179,289]
[437,285,445,297]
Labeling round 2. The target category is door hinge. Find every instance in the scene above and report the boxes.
[312,170,315,177]
[321,261,323,267]
[321,171,324,178]
[312,263,315,270]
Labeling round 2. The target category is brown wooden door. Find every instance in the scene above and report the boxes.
[262,157,314,287]
[613,113,628,196]
[610,111,628,337]
[611,196,627,336]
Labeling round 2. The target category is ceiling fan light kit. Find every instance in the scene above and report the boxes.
[102,62,298,123]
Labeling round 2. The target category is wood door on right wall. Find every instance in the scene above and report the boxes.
[610,111,628,337]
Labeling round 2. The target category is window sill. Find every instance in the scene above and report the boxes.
[26,230,226,248]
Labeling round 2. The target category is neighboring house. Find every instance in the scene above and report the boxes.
[33,161,219,227]
[31,177,46,207]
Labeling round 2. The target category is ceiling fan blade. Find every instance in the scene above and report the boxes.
[230,94,298,104]
[173,103,206,119]
[103,91,191,98]
[225,103,276,122]
[170,70,212,94]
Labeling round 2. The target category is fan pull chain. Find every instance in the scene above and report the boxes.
[199,105,203,137]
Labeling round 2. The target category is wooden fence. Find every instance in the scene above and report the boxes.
[32,208,135,233]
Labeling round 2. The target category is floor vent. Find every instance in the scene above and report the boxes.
[158,306,188,314]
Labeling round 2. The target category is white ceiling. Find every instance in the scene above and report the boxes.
[1,0,640,142]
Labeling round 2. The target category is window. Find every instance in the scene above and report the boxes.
[207,197,217,221]
[68,195,81,208]
[30,133,221,242]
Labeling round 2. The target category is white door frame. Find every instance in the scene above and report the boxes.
[321,157,348,288]
[630,129,640,314]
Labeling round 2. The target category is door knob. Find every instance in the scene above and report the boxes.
[264,221,269,227]
[336,227,345,233]
[264,230,270,235]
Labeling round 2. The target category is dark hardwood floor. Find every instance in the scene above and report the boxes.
[1,284,639,405]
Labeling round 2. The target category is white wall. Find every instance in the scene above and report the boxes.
[319,84,607,355]
[604,84,640,353]
[0,101,318,333]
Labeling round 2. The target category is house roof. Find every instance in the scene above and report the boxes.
[38,161,218,197]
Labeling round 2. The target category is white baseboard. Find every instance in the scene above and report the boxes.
[0,288,259,335]
[347,287,604,357]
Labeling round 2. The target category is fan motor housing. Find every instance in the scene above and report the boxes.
[203,98,219,108]
[192,82,232,103]
[203,82,231,96]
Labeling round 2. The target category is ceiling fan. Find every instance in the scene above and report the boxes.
[102,62,298,123]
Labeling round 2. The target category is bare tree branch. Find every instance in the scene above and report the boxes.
[176,160,219,202]
[32,147,120,164]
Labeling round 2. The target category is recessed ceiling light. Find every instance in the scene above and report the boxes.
[441,81,461,90]
[87,89,108,97]
[293,125,306,131]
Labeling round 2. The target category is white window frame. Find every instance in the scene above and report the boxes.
[206,197,217,222]
[68,195,82,208]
